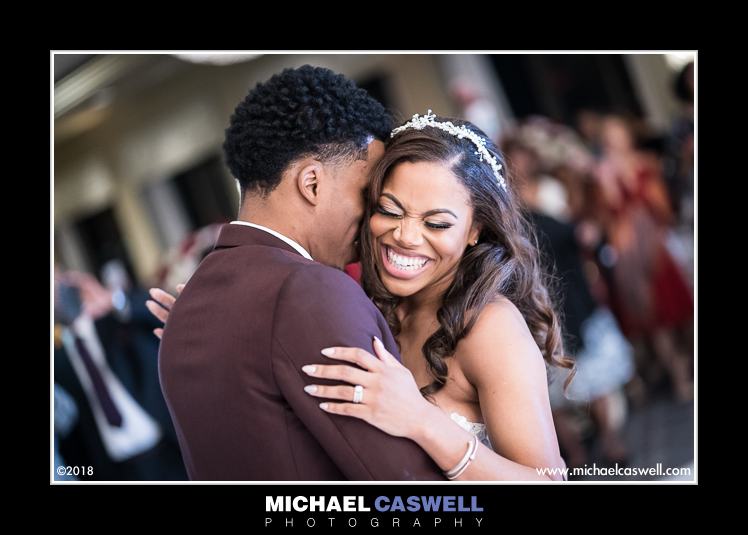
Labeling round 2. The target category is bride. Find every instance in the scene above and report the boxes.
[150,112,573,480]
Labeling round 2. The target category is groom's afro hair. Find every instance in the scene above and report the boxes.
[224,65,392,197]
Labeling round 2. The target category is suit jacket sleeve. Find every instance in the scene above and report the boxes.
[271,263,445,480]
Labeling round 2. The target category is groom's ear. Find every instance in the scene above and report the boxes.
[293,158,325,206]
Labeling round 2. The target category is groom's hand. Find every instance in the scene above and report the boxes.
[146,284,185,339]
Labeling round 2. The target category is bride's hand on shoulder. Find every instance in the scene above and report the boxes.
[302,337,433,438]
[146,283,185,339]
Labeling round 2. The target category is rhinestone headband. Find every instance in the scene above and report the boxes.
[390,110,507,192]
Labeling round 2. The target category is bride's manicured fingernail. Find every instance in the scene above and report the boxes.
[302,365,316,374]
[321,348,335,357]
[304,385,317,394]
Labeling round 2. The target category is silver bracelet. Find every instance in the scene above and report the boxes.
[444,434,479,480]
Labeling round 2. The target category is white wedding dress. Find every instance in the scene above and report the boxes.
[450,411,493,450]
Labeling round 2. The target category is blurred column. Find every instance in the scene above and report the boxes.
[439,54,515,142]
[624,54,684,132]
[55,222,91,272]
[112,182,161,284]
[142,179,192,251]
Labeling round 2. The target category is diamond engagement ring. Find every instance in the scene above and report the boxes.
[353,385,364,404]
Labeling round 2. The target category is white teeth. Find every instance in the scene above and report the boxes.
[386,247,428,271]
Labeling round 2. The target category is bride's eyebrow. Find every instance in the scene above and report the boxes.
[380,192,404,210]
[380,192,458,219]
[422,208,458,219]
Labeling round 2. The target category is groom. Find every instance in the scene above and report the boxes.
[158,65,444,480]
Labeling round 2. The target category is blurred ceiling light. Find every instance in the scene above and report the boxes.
[54,55,147,118]
[55,90,114,144]
[174,54,261,65]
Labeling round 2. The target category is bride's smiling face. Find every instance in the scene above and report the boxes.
[369,160,480,299]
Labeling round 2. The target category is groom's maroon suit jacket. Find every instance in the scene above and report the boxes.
[158,223,444,480]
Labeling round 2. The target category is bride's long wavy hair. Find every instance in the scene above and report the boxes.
[360,117,574,397]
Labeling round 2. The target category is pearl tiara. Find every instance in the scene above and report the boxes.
[390,110,507,192]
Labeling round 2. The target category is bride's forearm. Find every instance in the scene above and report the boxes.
[410,403,559,481]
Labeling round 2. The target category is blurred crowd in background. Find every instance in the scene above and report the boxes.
[53,53,695,481]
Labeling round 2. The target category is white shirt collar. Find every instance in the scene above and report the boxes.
[230,221,313,260]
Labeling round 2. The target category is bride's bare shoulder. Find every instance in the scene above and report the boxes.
[456,296,544,385]
[468,296,535,346]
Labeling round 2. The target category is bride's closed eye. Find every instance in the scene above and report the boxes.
[424,221,453,230]
[376,205,402,218]
[376,205,453,230]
